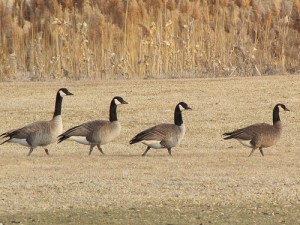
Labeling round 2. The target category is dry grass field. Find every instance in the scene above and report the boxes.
[0,76,299,224]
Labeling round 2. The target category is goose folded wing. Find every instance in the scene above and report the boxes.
[5,121,50,139]
[230,123,271,140]
[135,124,173,141]
[63,120,103,137]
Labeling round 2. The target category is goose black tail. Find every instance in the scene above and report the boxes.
[57,134,69,143]
[223,130,243,140]
[0,132,13,145]
[129,136,141,145]
[223,131,235,140]
[57,125,81,143]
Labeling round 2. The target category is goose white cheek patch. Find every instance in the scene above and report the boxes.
[59,90,67,97]
[114,99,122,105]
[179,104,185,111]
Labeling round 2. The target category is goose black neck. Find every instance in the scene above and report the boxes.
[174,106,183,126]
[53,92,63,117]
[109,100,118,122]
[273,105,280,124]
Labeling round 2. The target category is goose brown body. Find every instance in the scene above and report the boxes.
[57,96,128,155]
[223,104,289,156]
[130,123,186,149]
[60,120,121,146]
[0,88,73,156]
[130,102,191,156]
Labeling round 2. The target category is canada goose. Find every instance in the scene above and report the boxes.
[57,96,128,155]
[223,104,289,157]
[130,102,192,156]
[0,88,73,156]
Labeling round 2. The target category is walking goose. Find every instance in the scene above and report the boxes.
[0,88,73,156]
[130,102,192,156]
[223,103,289,157]
[57,96,128,155]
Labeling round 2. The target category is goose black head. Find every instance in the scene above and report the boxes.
[178,102,192,111]
[113,96,128,105]
[276,104,290,112]
[58,88,73,97]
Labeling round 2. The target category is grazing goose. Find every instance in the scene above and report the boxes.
[57,96,128,155]
[0,88,73,156]
[130,102,192,156]
[223,104,289,157]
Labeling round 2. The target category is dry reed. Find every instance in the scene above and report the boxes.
[0,0,299,81]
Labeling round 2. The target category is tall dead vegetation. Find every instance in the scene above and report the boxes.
[0,0,299,80]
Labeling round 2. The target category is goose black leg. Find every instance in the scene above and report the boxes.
[142,146,151,156]
[248,148,256,157]
[89,146,94,156]
[259,147,264,156]
[27,148,34,156]
[44,148,50,155]
[167,148,172,156]
[97,144,105,155]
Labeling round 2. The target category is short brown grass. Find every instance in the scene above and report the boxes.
[0,76,299,224]
[0,0,299,81]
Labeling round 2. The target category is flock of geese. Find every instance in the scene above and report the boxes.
[0,88,289,157]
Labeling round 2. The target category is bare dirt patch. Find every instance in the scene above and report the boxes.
[0,76,299,224]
